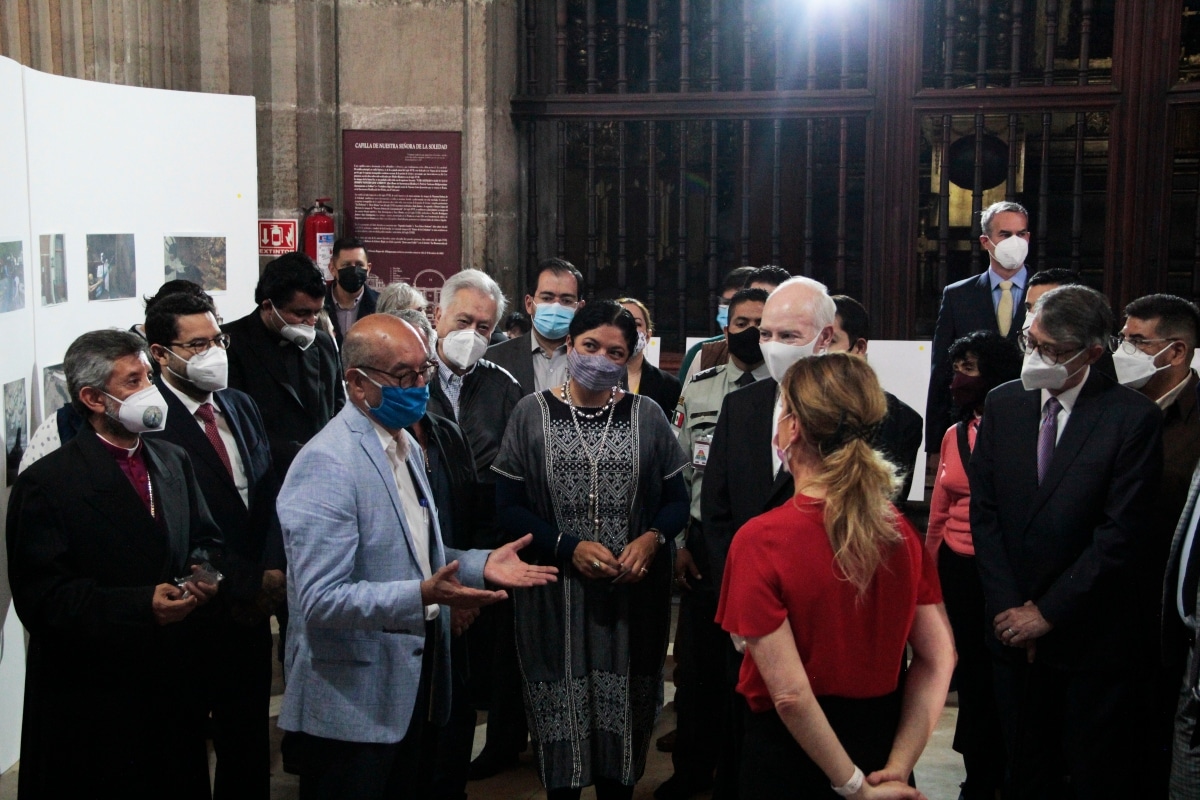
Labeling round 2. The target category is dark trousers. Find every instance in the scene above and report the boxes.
[431,634,477,800]
[991,656,1147,799]
[478,598,529,756]
[938,547,1005,798]
[713,643,748,800]
[669,589,725,789]
[201,616,273,800]
[1170,647,1200,800]
[295,627,436,800]
[740,692,902,798]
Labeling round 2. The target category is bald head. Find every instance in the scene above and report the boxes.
[343,314,428,373]
[759,276,837,349]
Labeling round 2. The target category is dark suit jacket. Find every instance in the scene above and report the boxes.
[428,360,522,547]
[223,309,345,477]
[623,361,683,421]
[926,271,1027,452]
[1161,375,1200,673]
[6,427,222,796]
[700,378,792,593]
[969,371,1163,671]
[149,378,284,606]
[415,412,481,550]
[877,391,924,505]
[323,282,379,346]
[486,332,537,396]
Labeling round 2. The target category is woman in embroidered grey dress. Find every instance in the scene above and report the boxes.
[492,300,689,800]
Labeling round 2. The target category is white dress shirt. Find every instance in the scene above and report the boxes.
[370,419,439,620]
[160,380,249,508]
[1041,366,1089,446]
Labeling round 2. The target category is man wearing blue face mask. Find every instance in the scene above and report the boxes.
[487,258,585,397]
[276,314,558,800]
[675,266,757,385]
[969,284,1163,799]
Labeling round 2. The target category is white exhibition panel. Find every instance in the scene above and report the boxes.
[0,55,33,774]
[867,341,934,502]
[685,334,934,501]
[0,56,258,773]
[22,65,260,373]
[643,335,661,367]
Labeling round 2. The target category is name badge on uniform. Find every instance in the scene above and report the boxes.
[693,433,712,469]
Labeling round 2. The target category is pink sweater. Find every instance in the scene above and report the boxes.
[925,417,978,557]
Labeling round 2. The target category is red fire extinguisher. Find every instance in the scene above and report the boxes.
[302,198,336,276]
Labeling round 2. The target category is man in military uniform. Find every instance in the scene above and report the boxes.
[656,287,768,800]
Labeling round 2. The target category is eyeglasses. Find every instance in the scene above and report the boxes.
[1016,332,1081,365]
[169,333,231,354]
[534,292,580,307]
[1109,335,1178,355]
[360,360,439,389]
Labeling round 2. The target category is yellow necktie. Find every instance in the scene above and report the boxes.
[997,280,1014,337]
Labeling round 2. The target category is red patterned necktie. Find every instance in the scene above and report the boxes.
[196,402,234,478]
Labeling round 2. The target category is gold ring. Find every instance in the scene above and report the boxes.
[639,567,648,575]
[592,560,602,570]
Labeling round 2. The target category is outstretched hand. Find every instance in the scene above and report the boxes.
[421,561,508,609]
[484,534,560,588]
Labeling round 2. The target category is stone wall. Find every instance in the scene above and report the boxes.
[0,0,522,297]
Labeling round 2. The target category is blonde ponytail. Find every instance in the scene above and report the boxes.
[780,353,901,594]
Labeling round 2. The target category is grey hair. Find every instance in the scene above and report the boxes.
[389,308,436,350]
[773,275,837,331]
[980,201,1029,238]
[440,268,507,328]
[376,283,427,315]
[64,329,151,416]
[1035,284,1112,350]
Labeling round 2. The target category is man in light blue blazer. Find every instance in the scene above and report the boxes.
[277,314,556,800]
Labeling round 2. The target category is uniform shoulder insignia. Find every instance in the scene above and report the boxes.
[692,364,723,382]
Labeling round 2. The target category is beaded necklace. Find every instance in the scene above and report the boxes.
[562,377,619,538]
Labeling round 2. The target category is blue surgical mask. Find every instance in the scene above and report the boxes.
[356,369,428,430]
[716,304,730,329]
[533,303,575,340]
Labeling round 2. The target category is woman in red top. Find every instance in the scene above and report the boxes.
[717,353,955,799]
[925,330,1021,800]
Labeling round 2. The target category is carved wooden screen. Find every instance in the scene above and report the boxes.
[513,0,1190,345]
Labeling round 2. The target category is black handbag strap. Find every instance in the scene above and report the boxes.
[956,419,972,466]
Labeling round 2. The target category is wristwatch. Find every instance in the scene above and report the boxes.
[648,528,667,547]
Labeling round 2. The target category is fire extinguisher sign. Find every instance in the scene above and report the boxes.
[258,219,299,256]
